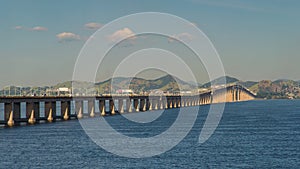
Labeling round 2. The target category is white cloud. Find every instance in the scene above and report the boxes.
[56,32,80,42]
[107,28,135,42]
[13,25,48,31]
[168,33,193,43]
[31,26,48,31]
[13,26,23,30]
[84,22,102,30]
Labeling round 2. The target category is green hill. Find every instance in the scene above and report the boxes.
[94,75,197,94]
[201,76,239,88]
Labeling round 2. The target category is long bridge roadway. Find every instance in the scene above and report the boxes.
[0,84,256,127]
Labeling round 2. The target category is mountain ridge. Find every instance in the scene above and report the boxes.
[1,75,300,99]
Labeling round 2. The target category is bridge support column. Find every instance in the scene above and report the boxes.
[164,99,168,109]
[75,101,83,118]
[173,99,177,108]
[61,101,70,120]
[109,100,115,115]
[45,101,56,122]
[159,99,163,110]
[237,89,240,101]
[127,99,132,113]
[140,99,146,111]
[26,102,38,124]
[119,99,124,113]
[134,99,139,112]
[88,100,95,117]
[100,100,105,116]
[5,103,14,127]
[233,89,236,102]
[186,99,190,107]
[148,99,152,111]
[13,102,20,124]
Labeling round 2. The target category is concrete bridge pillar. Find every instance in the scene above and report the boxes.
[88,100,95,117]
[237,89,241,101]
[13,102,20,123]
[109,100,115,115]
[126,99,132,113]
[169,99,173,109]
[159,99,164,110]
[165,99,168,109]
[173,99,177,108]
[234,88,237,101]
[187,99,191,107]
[148,99,152,111]
[5,103,14,127]
[45,101,56,122]
[181,99,185,107]
[154,99,158,110]
[140,99,146,111]
[61,101,70,120]
[134,99,139,112]
[177,99,181,108]
[100,100,105,116]
[119,99,124,113]
[26,102,39,124]
[76,100,83,118]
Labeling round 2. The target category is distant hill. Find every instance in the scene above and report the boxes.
[254,79,300,99]
[94,74,197,94]
[201,76,239,88]
[239,81,258,88]
[1,75,300,99]
[200,76,300,99]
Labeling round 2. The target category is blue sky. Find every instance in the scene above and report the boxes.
[0,0,299,87]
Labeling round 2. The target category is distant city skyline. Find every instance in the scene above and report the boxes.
[1,0,300,88]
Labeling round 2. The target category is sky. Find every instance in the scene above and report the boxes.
[0,0,300,88]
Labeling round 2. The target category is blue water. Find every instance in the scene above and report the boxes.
[0,100,300,168]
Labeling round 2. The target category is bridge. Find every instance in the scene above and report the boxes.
[0,85,256,127]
